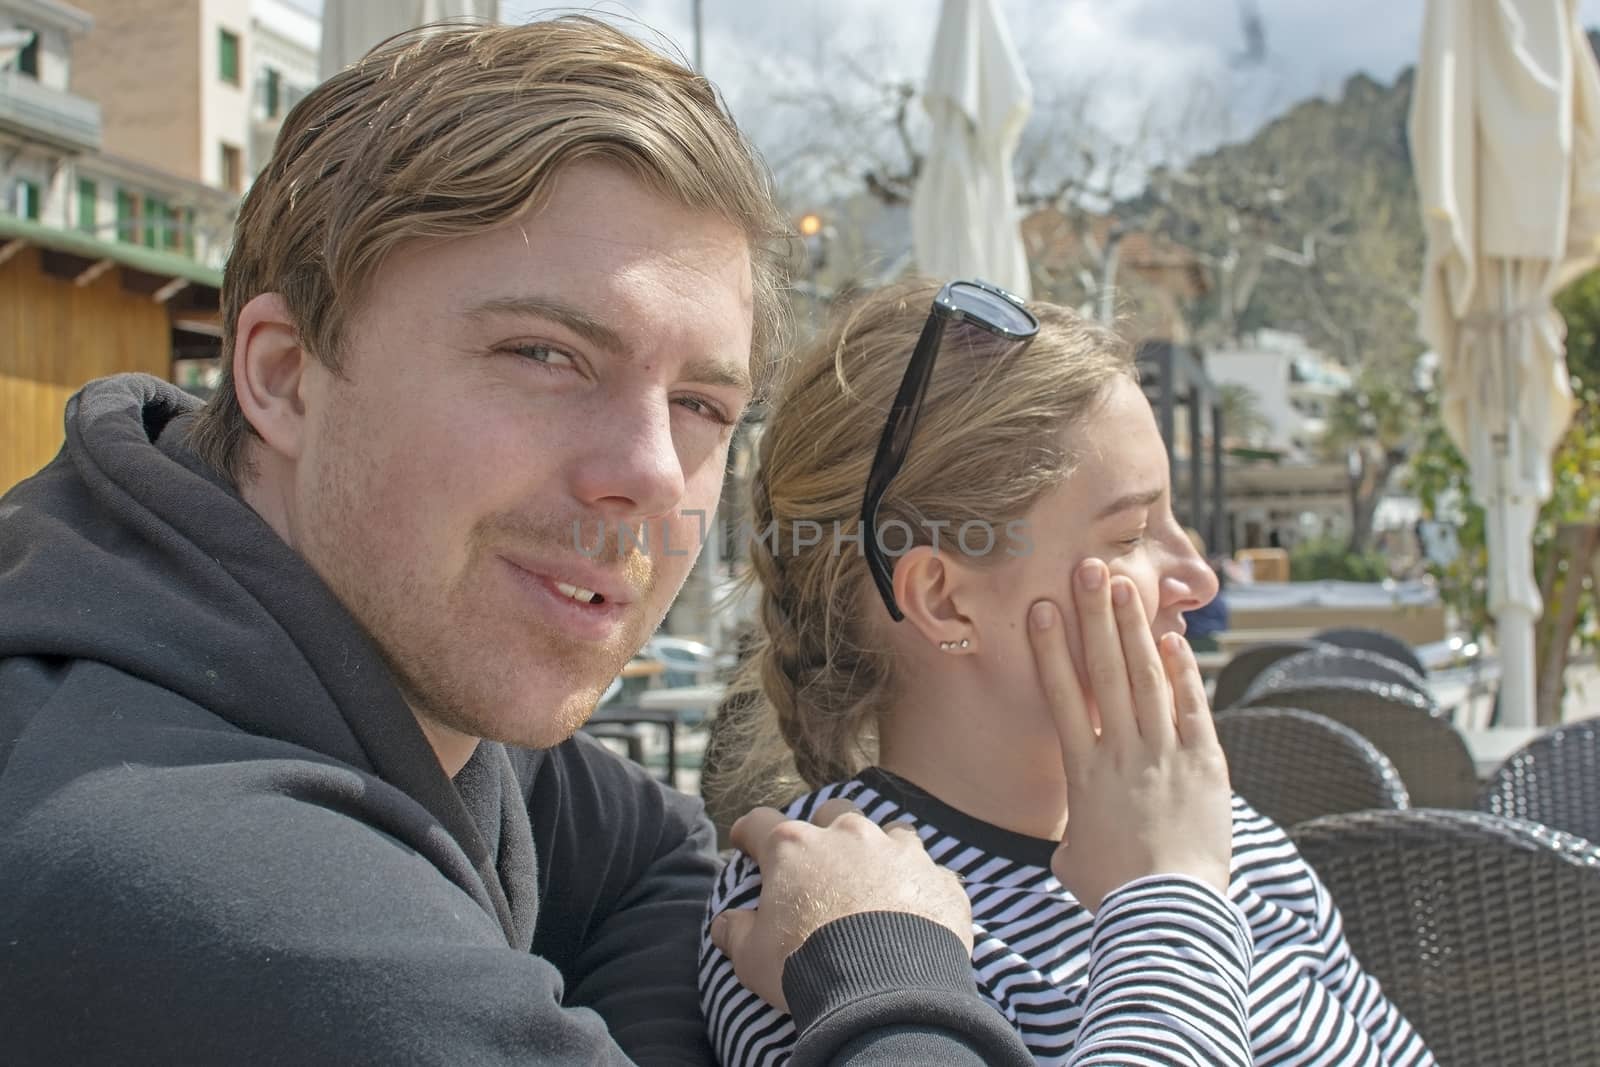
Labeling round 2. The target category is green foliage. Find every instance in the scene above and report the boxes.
[1217,382,1271,444]
[1408,373,1600,659]
[1288,535,1389,583]
[1555,269,1600,392]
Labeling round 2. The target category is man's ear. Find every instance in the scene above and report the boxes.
[233,293,311,462]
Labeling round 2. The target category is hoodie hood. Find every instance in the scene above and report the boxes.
[0,373,517,936]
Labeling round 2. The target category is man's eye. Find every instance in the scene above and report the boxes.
[509,344,575,368]
[675,395,735,426]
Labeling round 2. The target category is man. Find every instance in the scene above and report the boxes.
[0,18,1031,1066]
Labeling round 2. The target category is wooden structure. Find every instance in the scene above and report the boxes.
[0,214,221,494]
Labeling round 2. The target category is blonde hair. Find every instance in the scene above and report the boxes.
[190,17,789,483]
[712,279,1136,810]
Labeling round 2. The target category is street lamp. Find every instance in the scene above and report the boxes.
[796,212,830,329]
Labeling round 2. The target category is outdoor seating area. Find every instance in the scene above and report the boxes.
[1211,628,1600,1063]
[589,620,1600,1064]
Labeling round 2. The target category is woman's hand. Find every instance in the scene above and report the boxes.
[1027,558,1233,913]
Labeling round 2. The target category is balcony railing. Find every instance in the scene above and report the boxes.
[0,69,101,152]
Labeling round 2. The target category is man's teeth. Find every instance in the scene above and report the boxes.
[554,580,601,604]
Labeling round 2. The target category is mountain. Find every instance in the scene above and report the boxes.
[1123,30,1600,380]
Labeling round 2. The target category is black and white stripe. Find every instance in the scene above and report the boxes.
[699,769,1434,1066]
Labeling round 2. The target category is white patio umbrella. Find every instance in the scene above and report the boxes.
[320,0,499,80]
[909,0,1033,298]
[1410,0,1600,726]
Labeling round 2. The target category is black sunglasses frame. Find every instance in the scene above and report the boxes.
[859,279,1039,621]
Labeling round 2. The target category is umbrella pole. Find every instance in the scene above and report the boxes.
[1493,259,1538,728]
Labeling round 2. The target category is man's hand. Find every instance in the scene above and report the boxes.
[709,798,973,1013]
[1029,559,1234,914]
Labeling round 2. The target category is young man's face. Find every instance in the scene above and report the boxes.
[289,161,755,753]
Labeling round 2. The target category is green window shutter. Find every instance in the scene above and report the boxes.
[220,30,239,84]
[17,31,39,77]
[142,196,160,248]
[77,178,96,233]
[115,189,134,243]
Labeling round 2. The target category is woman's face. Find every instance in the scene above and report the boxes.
[963,376,1219,720]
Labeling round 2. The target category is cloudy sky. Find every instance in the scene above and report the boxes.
[497,0,1600,165]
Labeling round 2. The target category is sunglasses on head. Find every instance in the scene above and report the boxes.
[859,279,1040,621]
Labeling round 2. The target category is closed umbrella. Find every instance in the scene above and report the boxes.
[1410,0,1600,726]
[910,0,1033,298]
[320,0,499,80]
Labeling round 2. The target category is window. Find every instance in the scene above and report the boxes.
[116,189,138,243]
[219,28,239,85]
[182,207,195,257]
[219,143,242,193]
[16,29,39,78]
[11,179,41,221]
[77,178,96,233]
[262,66,281,118]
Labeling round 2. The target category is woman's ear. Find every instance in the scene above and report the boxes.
[893,545,978,654]
[232,292,311,462]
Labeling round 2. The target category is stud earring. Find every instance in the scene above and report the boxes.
[939,638,971,652]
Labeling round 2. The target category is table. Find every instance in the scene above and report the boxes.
[638,683,726,721]
[619,658,665,680]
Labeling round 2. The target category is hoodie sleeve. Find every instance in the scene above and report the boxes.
[701,850,1036,1067]
[522,734,725,1065]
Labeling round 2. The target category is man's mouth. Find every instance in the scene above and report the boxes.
[553,580,604,606]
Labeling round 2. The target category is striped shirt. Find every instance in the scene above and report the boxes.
[700,768,1434,1066]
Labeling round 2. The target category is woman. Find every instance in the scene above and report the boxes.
[699,280,1432,1066]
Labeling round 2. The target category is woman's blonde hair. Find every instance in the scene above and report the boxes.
[190,16,789,483]
[711,279,1138,810]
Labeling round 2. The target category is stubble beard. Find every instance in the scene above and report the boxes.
[298,443,656,754]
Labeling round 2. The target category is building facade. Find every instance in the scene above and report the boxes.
[248,0,318,179]
[1,0,247,268]
[1206,329,1354,460]
[0,0,99,227]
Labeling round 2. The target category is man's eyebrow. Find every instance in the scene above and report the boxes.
[463,296,629,357]
[463,295,752,396]
[1094,487,1165,520]
[680,357,754,396]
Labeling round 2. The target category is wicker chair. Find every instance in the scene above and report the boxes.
[1241,679,1479,808]
[1290,809,1600,1067]
[1480,719,1600,845]
[1312,626,1427,676]
[1242,646,1432,705]
[1214,707,1409,828]
[1211,639,1325,710]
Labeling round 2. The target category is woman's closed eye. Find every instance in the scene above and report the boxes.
[1113,529,1147,551]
